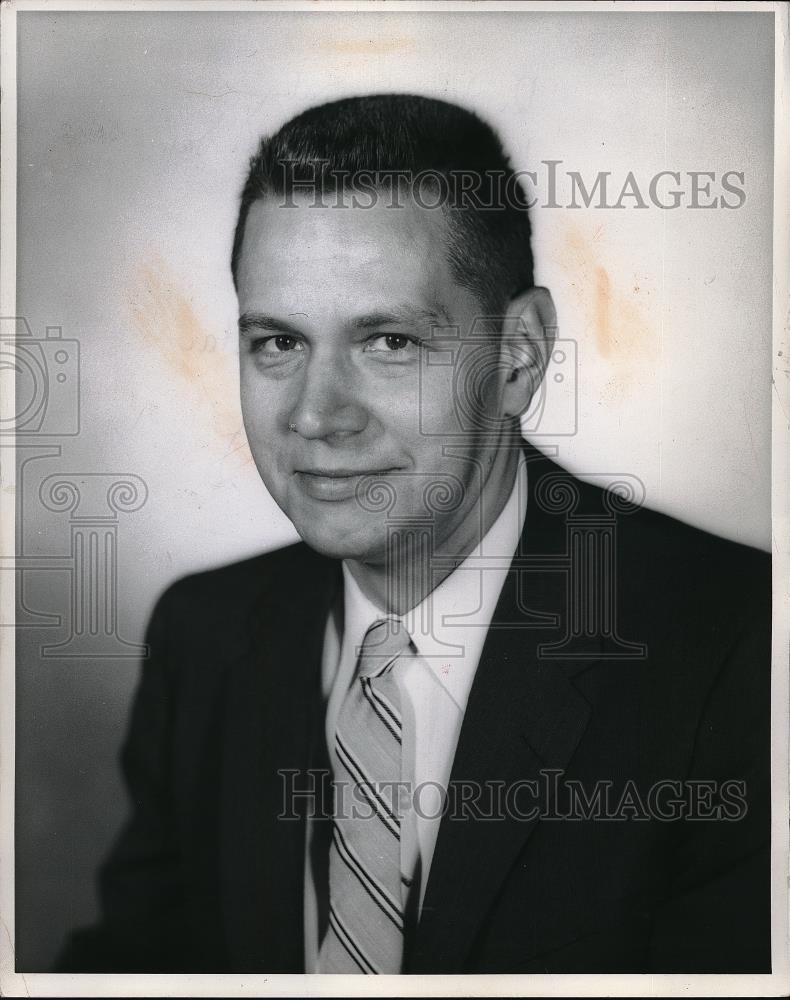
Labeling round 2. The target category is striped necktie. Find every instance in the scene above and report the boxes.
[319,616,413,974]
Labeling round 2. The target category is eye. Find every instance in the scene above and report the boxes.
[365,334,419,354]
[250,334,304,355]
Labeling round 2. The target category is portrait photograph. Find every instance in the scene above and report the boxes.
[1,1,788,996]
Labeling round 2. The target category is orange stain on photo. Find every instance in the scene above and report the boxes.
[555,222,657,401]
[594,265,612,358]
[126,255,253,466]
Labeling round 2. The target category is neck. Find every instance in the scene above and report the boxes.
[346,438,522,616]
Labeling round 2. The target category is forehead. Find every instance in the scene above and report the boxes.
[236,194,464,318]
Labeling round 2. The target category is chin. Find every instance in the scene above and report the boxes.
[291,517,386,564]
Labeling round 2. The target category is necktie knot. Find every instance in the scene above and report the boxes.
[357,617,413,679]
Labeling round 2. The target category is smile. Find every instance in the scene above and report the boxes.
[294,468,398,502]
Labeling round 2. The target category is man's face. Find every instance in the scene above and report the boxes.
[236,192,514,564]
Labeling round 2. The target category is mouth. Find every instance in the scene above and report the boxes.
[298,467,398,478]
[294,467,399,502]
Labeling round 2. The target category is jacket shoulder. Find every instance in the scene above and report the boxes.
[618,498,770,607]
[159,540,328,609]
[528,449,771,660]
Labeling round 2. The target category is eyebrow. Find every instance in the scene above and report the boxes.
[238,313,303,337]
[351,305,452,329]
[238,304,452,336]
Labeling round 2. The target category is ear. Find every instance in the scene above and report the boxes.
[498,286,557,420]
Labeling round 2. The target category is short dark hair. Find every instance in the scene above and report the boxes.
[231,94,534,318]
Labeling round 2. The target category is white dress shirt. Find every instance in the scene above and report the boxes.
[304,452,528,971]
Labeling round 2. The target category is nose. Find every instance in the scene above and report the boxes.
[287,351,368,440]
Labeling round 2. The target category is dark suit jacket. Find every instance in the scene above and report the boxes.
[56,443,771,973]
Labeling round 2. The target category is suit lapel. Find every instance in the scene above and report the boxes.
[407,445,603,973]
[220,545,341,972]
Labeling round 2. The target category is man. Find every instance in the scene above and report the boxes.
[57,94,771,974]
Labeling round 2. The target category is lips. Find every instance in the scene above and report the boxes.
[294,467,397,502]
[298,468,392,478]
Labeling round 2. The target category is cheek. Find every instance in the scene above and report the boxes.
[240,368,283,431]
[411,367,462,439]
[357,377,422,437]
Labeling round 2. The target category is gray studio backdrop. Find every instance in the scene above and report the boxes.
[14,10,773,969]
